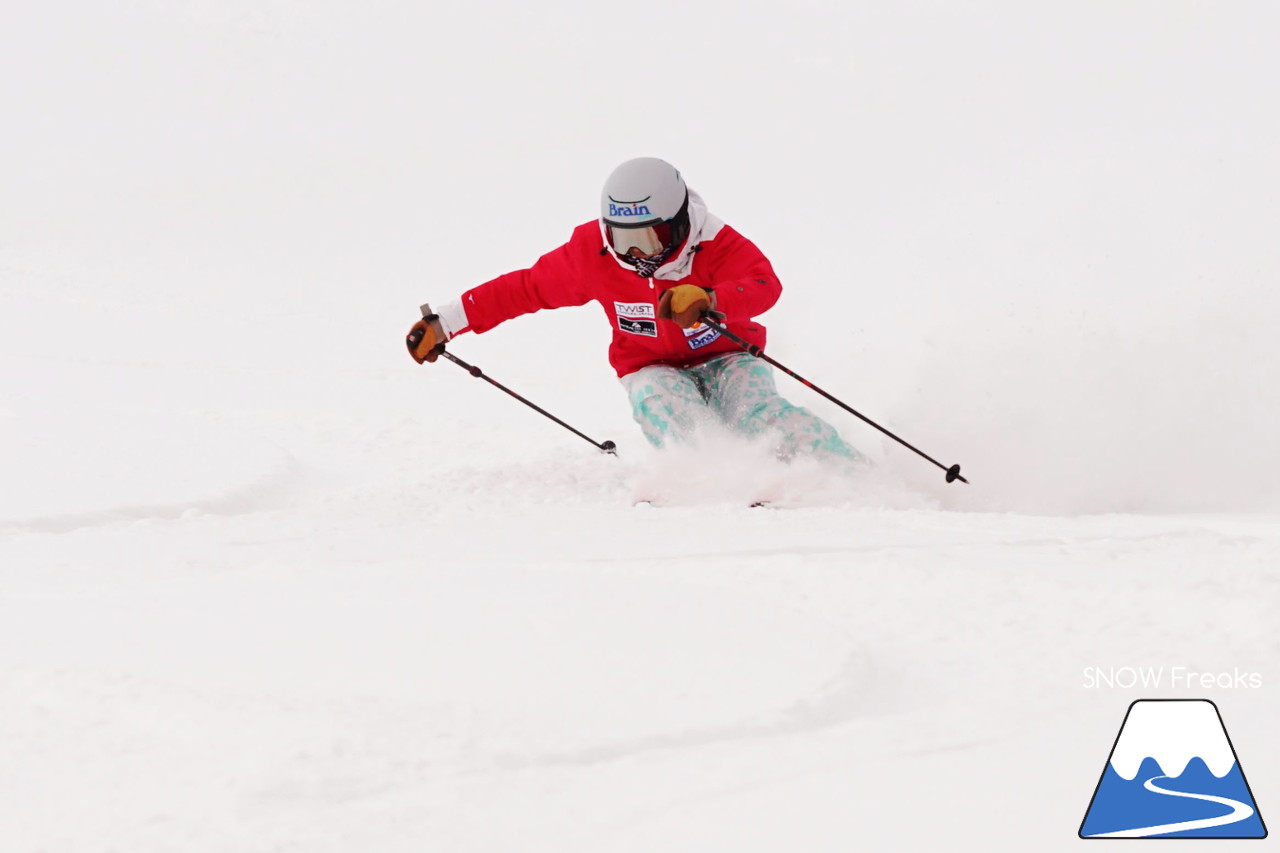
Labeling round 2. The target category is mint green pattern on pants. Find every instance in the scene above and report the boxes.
[621,353,862,460]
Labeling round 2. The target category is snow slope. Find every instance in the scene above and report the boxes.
[2,2,1278,850]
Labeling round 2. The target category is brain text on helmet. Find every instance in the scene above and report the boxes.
[608,203,652,218]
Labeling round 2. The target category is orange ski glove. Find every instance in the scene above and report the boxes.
[657,285,714,329]
[406,314,447,364]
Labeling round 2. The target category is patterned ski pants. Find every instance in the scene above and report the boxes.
[620,353,862,460]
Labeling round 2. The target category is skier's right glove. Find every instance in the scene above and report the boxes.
[406,314,447,364]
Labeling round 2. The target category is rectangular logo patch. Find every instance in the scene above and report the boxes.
[614,301,655,318]
[685,323,721,350]
[615,301,658,337]
[618,316,658,337]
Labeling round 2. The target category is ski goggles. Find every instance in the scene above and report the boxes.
[606,221,676,258]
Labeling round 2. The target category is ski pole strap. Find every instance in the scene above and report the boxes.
[697,312,967,484]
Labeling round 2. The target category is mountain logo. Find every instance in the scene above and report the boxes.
[1080,699,1266,838]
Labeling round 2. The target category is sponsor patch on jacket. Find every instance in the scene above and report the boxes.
[684,323,721,350]
[614,301,655,318]
[618,316,657,336]
[614,301,658,337]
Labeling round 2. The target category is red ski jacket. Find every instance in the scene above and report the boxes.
[446,202,782,378]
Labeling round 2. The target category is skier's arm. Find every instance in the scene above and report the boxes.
[434,227,595,338]
[701,227,783,321]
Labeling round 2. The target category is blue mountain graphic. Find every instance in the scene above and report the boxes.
[1081,756,1266,838]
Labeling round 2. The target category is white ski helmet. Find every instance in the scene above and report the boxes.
[600,157,691,264]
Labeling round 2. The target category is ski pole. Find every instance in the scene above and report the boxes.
[413,305,615,455]
[698,311,967,484]
[435,347,617,456]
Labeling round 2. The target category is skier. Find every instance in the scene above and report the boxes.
[406,157,862,463]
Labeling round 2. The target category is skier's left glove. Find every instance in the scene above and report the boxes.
[658,285,715,329]
[406,314,447,364]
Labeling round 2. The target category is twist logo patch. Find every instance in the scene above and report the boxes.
[614,301,657,337]
[1080,700,1266,838]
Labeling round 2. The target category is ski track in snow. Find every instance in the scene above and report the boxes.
[0,428,301,534]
